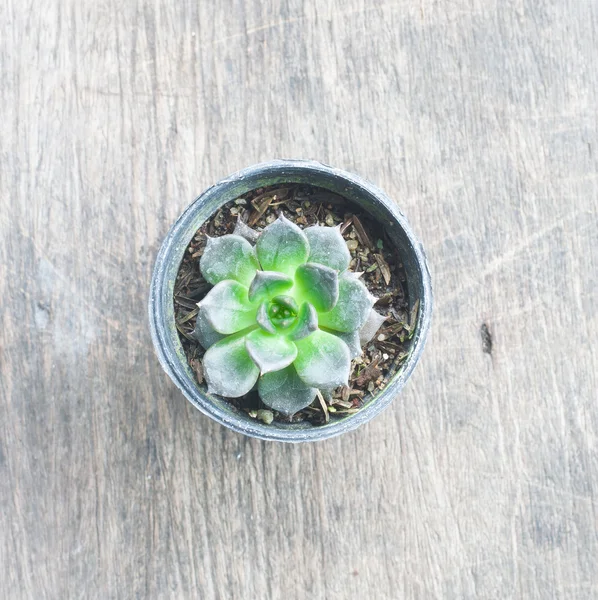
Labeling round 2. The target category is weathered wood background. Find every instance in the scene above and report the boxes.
[1,0,597,598]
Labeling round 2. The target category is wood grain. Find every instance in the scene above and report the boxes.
[1,0,597,598]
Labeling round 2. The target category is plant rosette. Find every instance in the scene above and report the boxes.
[149,160,432,442]
[196,213,383,415]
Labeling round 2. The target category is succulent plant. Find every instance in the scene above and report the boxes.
[193,214,387,417]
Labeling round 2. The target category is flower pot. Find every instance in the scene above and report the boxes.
[149,160,432,442]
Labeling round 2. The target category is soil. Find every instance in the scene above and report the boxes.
[173,184,418,426]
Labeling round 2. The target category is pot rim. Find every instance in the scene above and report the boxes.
[149,159,432,442]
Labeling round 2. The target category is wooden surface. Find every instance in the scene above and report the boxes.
[1,1,597,598]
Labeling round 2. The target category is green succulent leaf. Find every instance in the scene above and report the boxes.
[317,272,376,333]
[287,302,318,341]
[203,334,260,397]
[248,271,294,302]
[193,307,226,349]
[258,365,317,416]
[294,263,339,312]
[200,234,259,287]
[328,328,362,359]
[293,329,351,388]
[270,295,298,314]
[304,225,351,272]
[256,302,277,334]
[200,280,258,334]
[256,214,309,275]
[245,329,298,375]
[359,309,387,346]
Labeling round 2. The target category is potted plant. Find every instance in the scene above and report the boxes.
[149,160,432,442]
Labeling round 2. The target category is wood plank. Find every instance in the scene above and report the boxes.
[1,0,597,598]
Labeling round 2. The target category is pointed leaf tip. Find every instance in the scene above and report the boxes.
[200,234,259,287]
[256,213,309,275]
[203,334,260,398]
[293,329,351,388]
[201,280,257,334]
[256,302,277,334]
[294,263,339,312]
[288,302,318,341]
[248,270,293,302]
[304,224,351,272]
[329,328,362,359]
[193,307,226,349]
[318,272,376,333]
[245,330,298,375]
[258,365,317,416]
[359,309,387,346]
[233,218,260,244]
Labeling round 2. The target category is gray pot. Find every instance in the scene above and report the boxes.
[149,160,432,442]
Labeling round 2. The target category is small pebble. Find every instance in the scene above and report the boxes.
[367,382,375,392]
[325,213,335,226]
[346,239,359,251]
[257,409,274,425]
[377,334,386,341]
[382,353,389,360]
